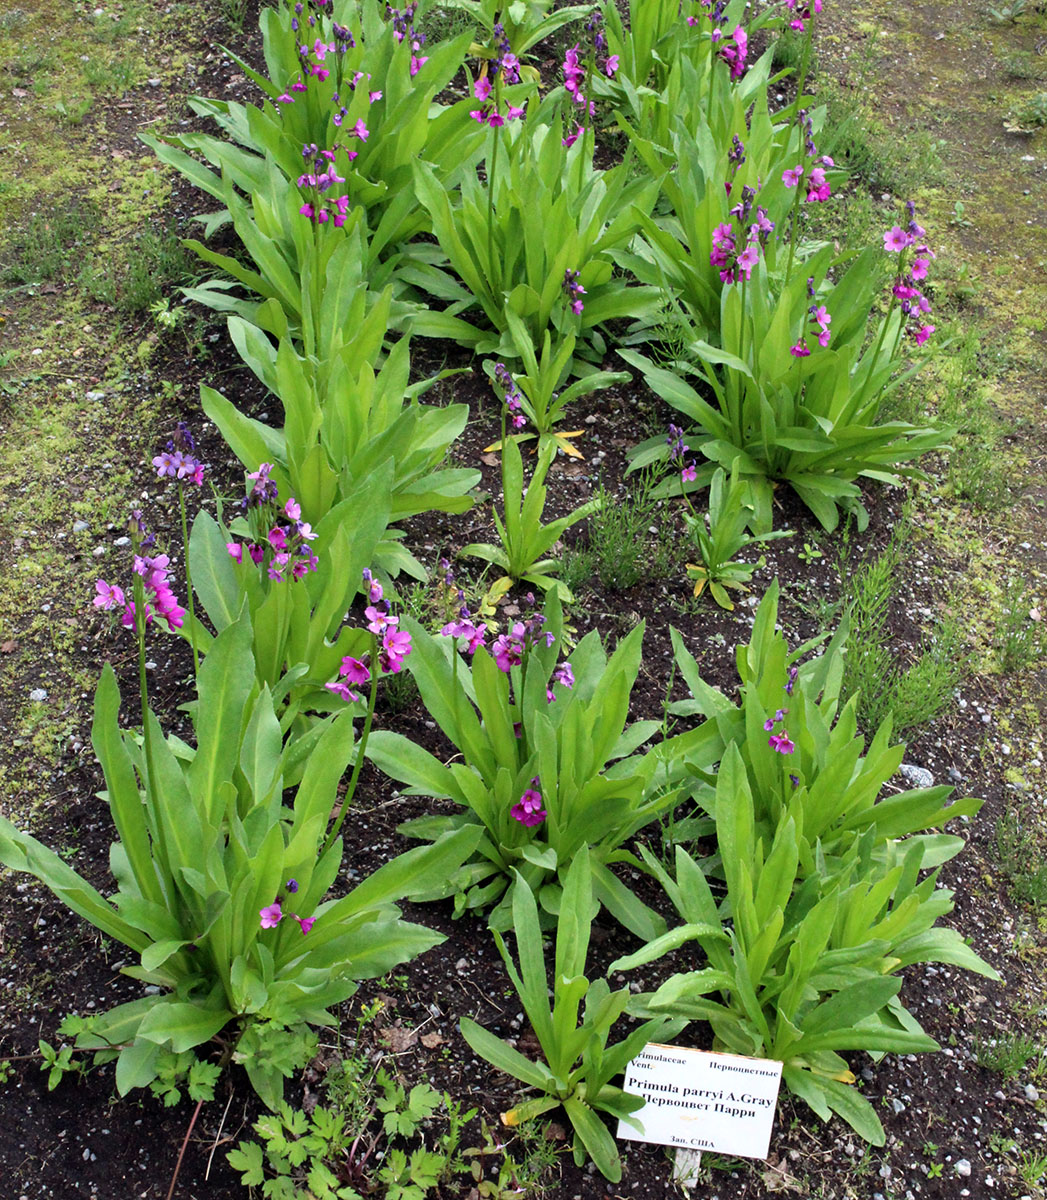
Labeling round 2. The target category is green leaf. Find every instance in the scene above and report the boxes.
[136,1002,234,1053]
[459,1017,554,1092]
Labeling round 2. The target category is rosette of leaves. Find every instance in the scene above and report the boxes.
[461,847,683,1182]
[666,581,983,872]
[0,615,479,1108]
[367,591,720,933]
[613,743,1000,1145]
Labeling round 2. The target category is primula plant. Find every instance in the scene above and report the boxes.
[413,116,660,362]
[608,585,998,1144]
[625,211,947,532]
[461,373,600,597]
[461,847,683,1182]
[367,592,719,932]
[1,560,479,1109]
[663,442,791,609]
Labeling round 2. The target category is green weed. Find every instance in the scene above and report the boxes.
[996,811,1047,909]
[973,1029,1039,1080]
[560,472,675,594]
[1,199,99,284]
[840,521,967,735]
[995,577,1043,673]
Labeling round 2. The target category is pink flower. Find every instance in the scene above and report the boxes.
[914,324,935,346]
[325,680,361,704]
[474,76,492,101]
[226,543,243,564]
[605,55,619,76]
[511,784,546,827]
[380,628,412,673]
[883,225,912,252]
[768,731,795,754]
[340,656,371,685]
[294,915,316,935]
[94,579,126,610]
[410,55,427,75]
[365,605,397,634]
[782,165,804,188]
[681,463,697,483]
[351,119,369,141]
[736,243,760,279]
[277,93,294,104]
[260,902,283,929]
[790,341,811,357]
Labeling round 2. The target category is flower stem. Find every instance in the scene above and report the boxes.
[486,78,501,298]
[177,484,199,679]
[321,633,380,856]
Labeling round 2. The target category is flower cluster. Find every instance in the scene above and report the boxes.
[709,189,774,285]
[494,362,527,430]
[227,464,319,582]
[712,23,748,79]
[686,3,748,80]
[95,514,186,633]
[470,22,524,126]
[260,878,315,935]
[491,608,555,673]
[782,111,834,203]
[297,140,364,227]
[440,611,488,655]
[385,2,428,75]
[764,707,795,754]
[667,424,698,485]
[511,778,546,827]
[562,268,586,315]
[324,569,412,703]
[152,423,205,486]
[791,278,832,357]
[883,202,935,346]
[784,0,823,33]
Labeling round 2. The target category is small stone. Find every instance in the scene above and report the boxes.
[955,1159,972,1177]
[29,689,48,702]
[113,536,130,547]
[1027,1084,1040,1102]
[891,1098,906,1114]
[900,763,933,789]
[86,390,105,401]
[73,520,89,533]
[148,77,161,87]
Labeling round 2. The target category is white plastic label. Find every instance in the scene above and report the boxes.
[617,1043,782,1159]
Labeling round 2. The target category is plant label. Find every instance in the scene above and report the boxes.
[616,1043,782,1159]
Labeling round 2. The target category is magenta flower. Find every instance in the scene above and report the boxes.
[474,76,492,101]
[340,656,371,685]
[883,225,912,252]
[260,902,283,929]
[365,605,397,634]
[782,165,804,188]
[511,782,546,827]
[294,915,316,935]
[380,628,412,673]
[768,731,796,754]
[492,624,526,672]
[326,680,361,704]
[94,579,126,610]
[681,463,697,483]
[914,324,935,346]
